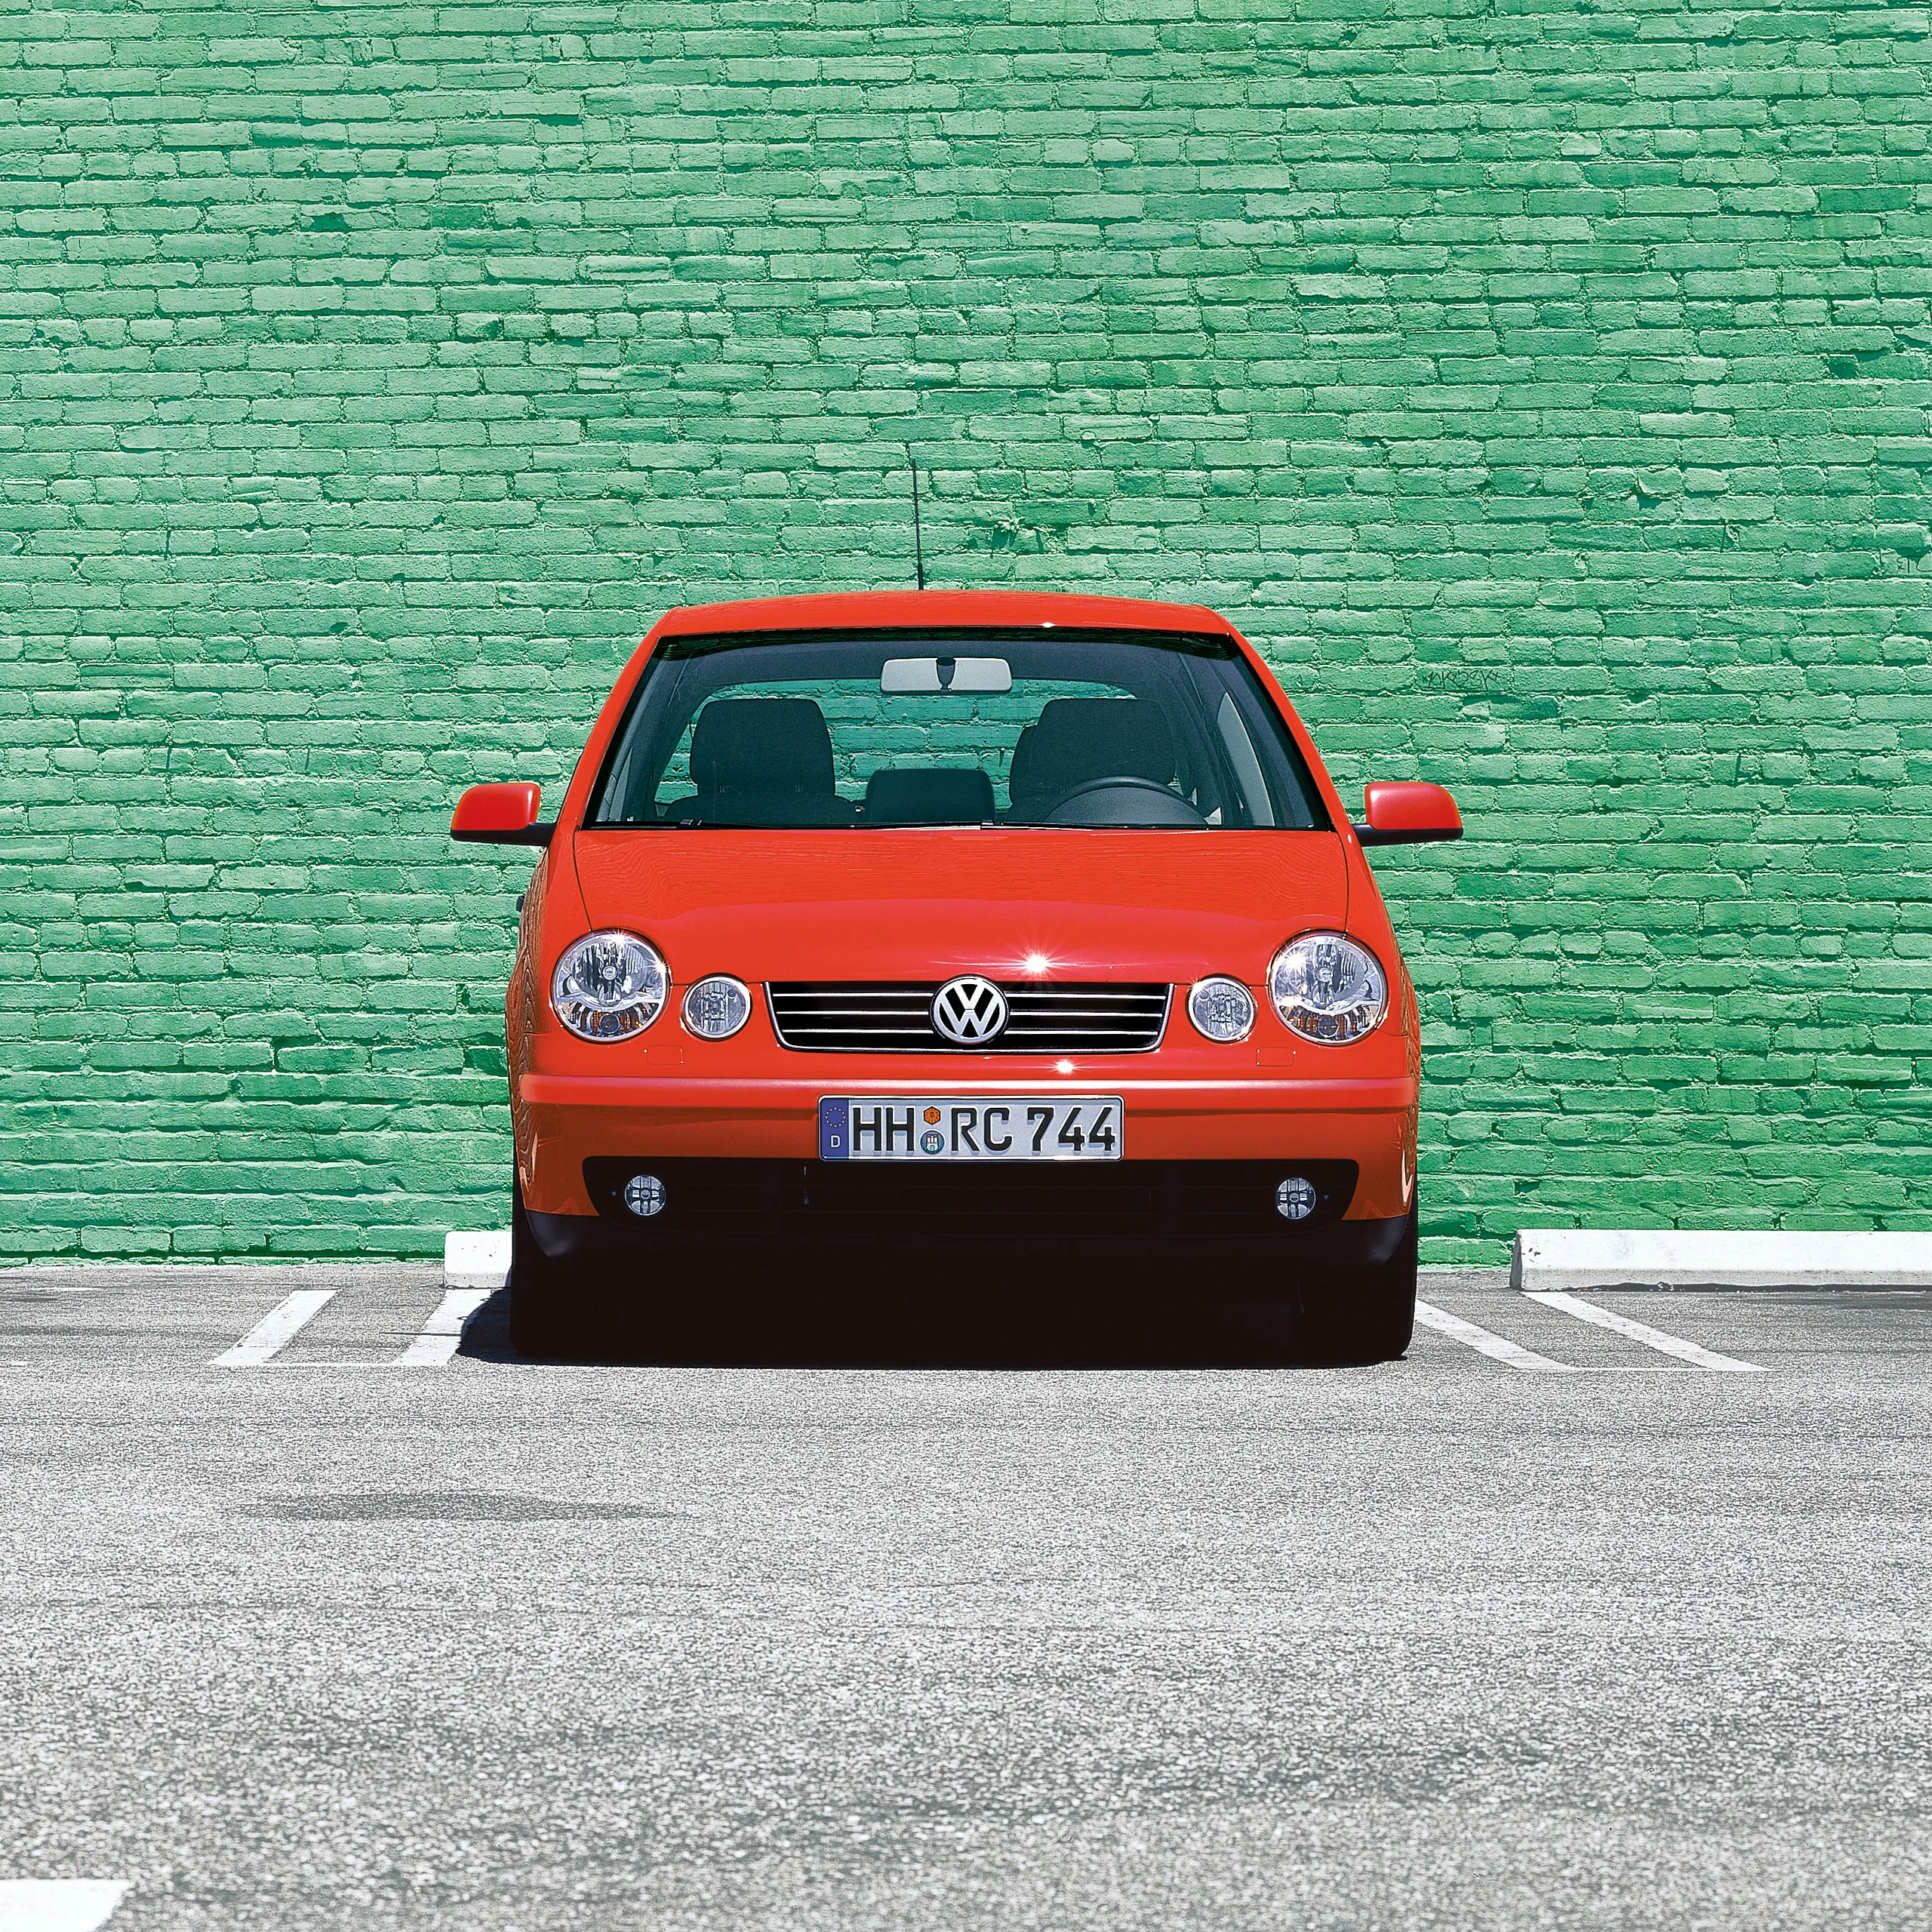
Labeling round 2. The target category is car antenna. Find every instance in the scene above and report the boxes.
[910,457,927,591]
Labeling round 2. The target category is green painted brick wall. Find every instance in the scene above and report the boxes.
[4,0,1930,1264]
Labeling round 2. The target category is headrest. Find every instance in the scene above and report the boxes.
[864,767,997,826]
[1008,698,1174,810]
[691,698,836,796]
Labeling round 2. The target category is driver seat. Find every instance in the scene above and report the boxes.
[1008,698,1176,818]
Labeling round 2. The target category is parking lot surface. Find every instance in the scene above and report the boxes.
[2,1266,1928,1930]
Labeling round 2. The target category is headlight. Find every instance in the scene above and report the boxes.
[1268,934,1387,1043]
[1186,976,1256,1042]
[550,931,668,1041]
[681,974,752,1040]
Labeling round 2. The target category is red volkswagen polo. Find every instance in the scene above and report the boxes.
[452,591,1461,1360]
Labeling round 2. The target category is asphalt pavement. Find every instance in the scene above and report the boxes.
[2,1264,1928,1930]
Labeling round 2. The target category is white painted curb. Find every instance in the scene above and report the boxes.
[444,1229,510,1291]
[1512,1229,1932,1293]
[0,1879,131,1931]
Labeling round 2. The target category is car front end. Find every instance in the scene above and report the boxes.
[453,589,1460,1357]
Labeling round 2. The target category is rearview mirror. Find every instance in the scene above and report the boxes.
[451,782,553,847]
[881,656,1013,694]
[1355,781,1463,848]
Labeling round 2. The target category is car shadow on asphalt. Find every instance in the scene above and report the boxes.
[458,1273,1385,1371]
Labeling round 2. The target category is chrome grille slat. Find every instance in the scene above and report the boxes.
[784,1012,935,1027]
[1007,1015,1168,1026]
[1007,1010,1168,1022]
[1012,990,1164,1001]
[767,981,1172,1054]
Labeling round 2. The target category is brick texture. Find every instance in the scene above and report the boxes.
[3,1,1929,1263]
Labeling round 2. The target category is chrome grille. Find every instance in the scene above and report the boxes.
[766,982,1172,1054]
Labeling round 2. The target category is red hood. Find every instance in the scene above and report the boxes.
[570,829,1349,983]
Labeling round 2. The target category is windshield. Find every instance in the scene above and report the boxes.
[586,627,1329,832]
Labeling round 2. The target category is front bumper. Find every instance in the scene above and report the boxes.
[515,1070,1419,1224]
[530,1156,1412,1277]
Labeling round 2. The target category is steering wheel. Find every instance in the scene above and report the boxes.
[1042,775,1208,827]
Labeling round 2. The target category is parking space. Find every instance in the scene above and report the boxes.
[2,1268,1928,1929]
[0,1265,1852,1376]
[0,1266,447,1375]
[1417,1272,1771,1372]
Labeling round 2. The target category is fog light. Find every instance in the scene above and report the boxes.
[624,1173,666,1217]
[1275,1176,1317,1221]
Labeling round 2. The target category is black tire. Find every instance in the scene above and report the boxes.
[509,1174,590,1359]
[1308,1195,1419,1364]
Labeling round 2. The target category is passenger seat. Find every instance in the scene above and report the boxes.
[665,697,855,825]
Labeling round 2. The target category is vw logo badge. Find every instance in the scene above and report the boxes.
[931,974,1008,1047]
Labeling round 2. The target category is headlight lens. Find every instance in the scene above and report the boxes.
[681,974,752,1040]
[550,931,668,1041]
[1268,934,1387,1044]
[1187,976,1257,1042]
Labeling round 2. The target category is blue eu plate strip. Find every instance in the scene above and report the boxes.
[818,1097,849,1161]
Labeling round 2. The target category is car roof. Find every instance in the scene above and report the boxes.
[654,589,1236,638]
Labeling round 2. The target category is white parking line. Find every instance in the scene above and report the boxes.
[392,1287,491,1367]
[1524,1290,1765,1373]
[211,1290,334,1368]
[0,1879,130,1930]
[1414,1300,1583,1372]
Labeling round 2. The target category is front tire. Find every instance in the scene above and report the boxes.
[1309,1195,1418,1364]
[509,1174,591,1358]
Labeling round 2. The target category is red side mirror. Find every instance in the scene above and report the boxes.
[451,782,552,848]
[1355,781,1463,848]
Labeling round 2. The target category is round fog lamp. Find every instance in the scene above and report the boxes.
[1187,976,1257,1042]
[682,974,752,1040]
[624,1173,666,1218]
[1275,1176,1318,1221]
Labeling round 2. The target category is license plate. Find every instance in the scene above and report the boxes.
[819,1097,1123,1161]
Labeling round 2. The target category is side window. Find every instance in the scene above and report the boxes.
[1215,692,1276,828]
